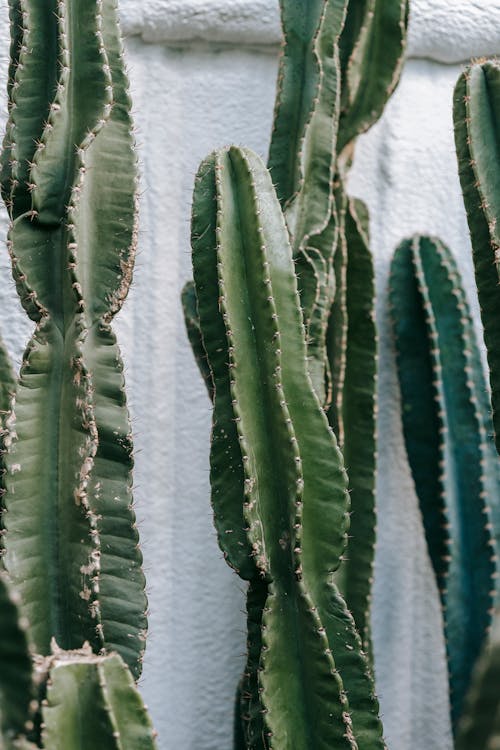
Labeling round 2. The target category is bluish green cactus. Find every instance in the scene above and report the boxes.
[0,0,147,678]
[390,235,499,729]
[191,145,385,750]
[453,60,500,463]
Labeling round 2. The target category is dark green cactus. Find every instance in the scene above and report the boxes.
[453,60,500,463]
[337,0,409,155]
[182,2,409,742]
[0,0,147,678]
[191,145,384,750]
[389,235,499,729]
[455,614,500,750]
[0,573,34,747]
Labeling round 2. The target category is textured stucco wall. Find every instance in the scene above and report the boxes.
[0,2,499,749]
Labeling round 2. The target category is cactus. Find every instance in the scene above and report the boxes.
[0,588,158,750]
[455,614,500,750]
[0,573,34,747]
[453,60,500,462]
[41,646,157,750]
[183,2,409,741]
[329,197,377,654]
[191,145,385,749]
[337,0,409,155]
[0,0,147,678]
[324,0,407,649]
[389,235,499,729]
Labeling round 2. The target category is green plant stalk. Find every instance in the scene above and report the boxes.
[330,197,377,655]
[0,573,34,747]
[337,0,409,154]
[453,60,500,471]
[41,648,157,750]
[1,0,147,677]
[192,146,385,749]
[390,235,498,728]
[456,614,500,750]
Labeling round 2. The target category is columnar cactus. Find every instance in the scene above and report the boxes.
[0,573,33,746]
[0,0,147,678]
[0,579,157,750]
[456,614,500,750]
[183,0,409,741]
[191,145,384,749]
[389,235,499,729]
[0,0,157,744]
[453,60,500,464]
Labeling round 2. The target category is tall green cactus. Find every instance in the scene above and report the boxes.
[191,145,385,749]
[0,573,33,747]
[183,1,409,742]
[0,0,147,677]
[453,60,500,464]
[389,235,499,730]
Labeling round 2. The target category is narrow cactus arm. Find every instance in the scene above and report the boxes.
[0,573,34,746]
[181,280,214,401]
[193,146,356,749]
[1,0,59,217]
[390,235,498,728]
[453,60,500,458]
[280,0,347,253]
[268,0,346,217]
[191,153,257,581]
[337,0,409,154]
[69,0,147,678]
[456,616,500,750]
[41,649,157,749]
[335,197,377,656]
[338,0,370,106]
[30,0,111,225]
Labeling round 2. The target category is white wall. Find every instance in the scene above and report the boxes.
[0,2,499,749]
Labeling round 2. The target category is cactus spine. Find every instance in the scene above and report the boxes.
[389,235,499,729]
[192,145,384,749]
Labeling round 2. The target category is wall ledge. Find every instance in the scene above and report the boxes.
[119,0,500,64]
